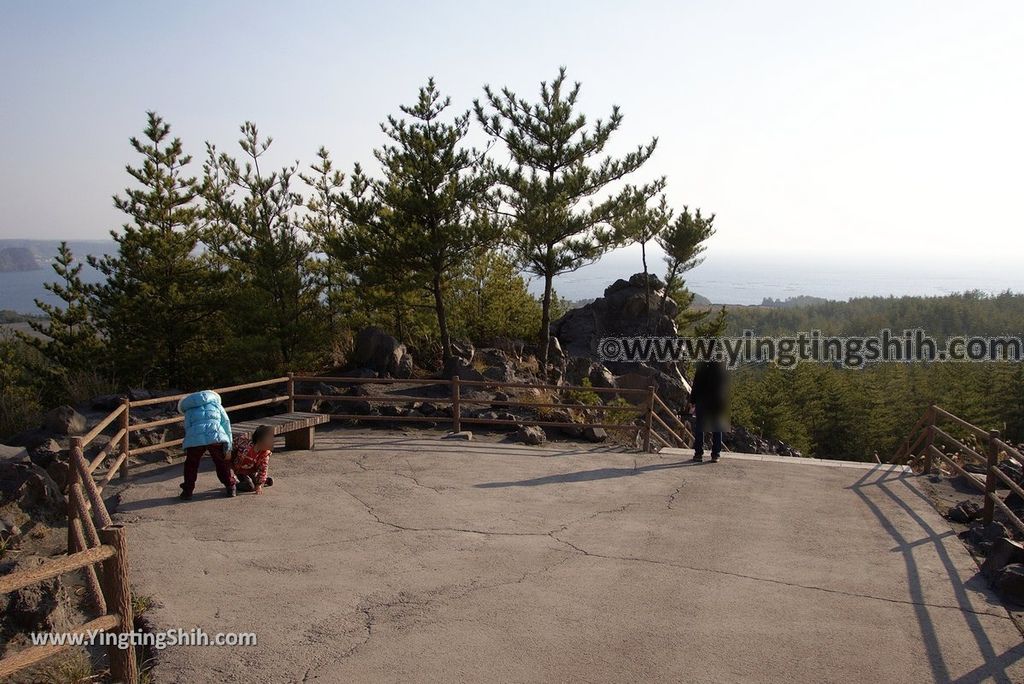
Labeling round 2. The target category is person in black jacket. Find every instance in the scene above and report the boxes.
[687,358,728,462]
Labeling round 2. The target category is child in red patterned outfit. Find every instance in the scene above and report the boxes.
[231,425,275,494]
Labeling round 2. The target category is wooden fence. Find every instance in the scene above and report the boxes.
[0,400,138,682]
[893,404,1024,535]
[0,372,693,680]
[291,375,694,452]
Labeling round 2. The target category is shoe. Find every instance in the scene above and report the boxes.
[225,486,236,498]
[710,453,721,463]
[179,483,193,500]
[264,476,274,487]
[692,454,704,463]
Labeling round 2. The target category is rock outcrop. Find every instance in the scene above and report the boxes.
[550,272,690,408]
[351,327,413,378]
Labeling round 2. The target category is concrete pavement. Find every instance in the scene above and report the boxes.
[114,433,1024,683]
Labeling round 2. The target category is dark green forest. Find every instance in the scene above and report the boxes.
[723,293,1024,460]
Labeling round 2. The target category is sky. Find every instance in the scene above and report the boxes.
[1,0,1022,269]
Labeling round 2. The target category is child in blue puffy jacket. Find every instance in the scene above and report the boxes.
[178,390,236,499]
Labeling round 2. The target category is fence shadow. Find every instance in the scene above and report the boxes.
[849,465,1024,684]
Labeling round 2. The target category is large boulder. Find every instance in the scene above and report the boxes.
[994,564,1024,605]
[0,462,65,517]
[352,327,407,377]
[3,557,72,631]
[982,538,1024,582]
[43,405,86,436]
[550,273,690,409]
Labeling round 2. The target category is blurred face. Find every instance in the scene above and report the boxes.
[255,432,275,451]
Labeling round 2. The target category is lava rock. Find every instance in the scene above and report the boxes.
[981,538,1024,582]
[43,405,86,436]
[994,563,1024,605]
[947,500,982,524]
[352,327,407,377]
[516,425,547,445]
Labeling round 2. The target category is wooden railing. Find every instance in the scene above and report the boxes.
[0,371,692,680]
[292,374,693,451]
[0,402,138,682]
[893,405,1024,535]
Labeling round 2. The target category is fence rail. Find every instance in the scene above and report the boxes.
[0,370,693,681]
[893,404,1024,537]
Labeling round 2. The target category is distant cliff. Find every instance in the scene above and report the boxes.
[0,247,40,272]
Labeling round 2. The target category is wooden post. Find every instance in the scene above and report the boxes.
[67,437,81,554]
[452,376,461,433]
[923,406,936,474]
[119,399,131,480]
[983,429,1000,525]
[287,372,295,413]
[643,386,655,453]
[98,524,139,684]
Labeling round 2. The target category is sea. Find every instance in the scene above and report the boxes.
[2,239,1022,313]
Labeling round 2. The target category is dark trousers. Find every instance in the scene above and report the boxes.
[182,443,236,493]
[694,405,723,457]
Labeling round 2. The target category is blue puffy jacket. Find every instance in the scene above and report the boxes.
[178,390,232,451]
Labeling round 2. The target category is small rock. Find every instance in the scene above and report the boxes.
[43,406,86,436]
[583,426,608,443]
[994,564,1024,605]
[981,538,1024,581]
[46,460,70,490]
[0,444,30,465]
[128,388,153,401]
[443,431,473,441]
[947,500,982,524]
[516,425,547,445]
[91,394,126,411]
[967,521,1008,546]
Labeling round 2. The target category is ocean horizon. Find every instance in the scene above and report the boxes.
[2,239,1022,314]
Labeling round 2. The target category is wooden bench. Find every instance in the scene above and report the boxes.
[231,412,329,451]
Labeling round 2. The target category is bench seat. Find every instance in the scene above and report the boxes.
[231,412,329,451]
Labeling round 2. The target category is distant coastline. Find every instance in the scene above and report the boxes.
[2,238,1022,313]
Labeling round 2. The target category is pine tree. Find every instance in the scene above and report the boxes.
[299,147,352,341]
[475,67,663,365]
[449,249,542,343]
[658,205,717,334]
[203,122,322,368]
[19,242,101,391]
[90,112,221,388]
[335,80,499,362]
[613,195,671,332]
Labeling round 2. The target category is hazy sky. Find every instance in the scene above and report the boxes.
[1,0,1022,264]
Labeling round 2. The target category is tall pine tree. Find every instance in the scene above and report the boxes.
[334,80,499,362]
[89,112,220,388]
[475,67,663,365]
[203,122,322,369]
[19,242,101,397]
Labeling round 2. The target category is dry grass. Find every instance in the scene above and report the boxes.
[39,649,98,684]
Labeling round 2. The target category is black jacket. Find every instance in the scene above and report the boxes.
[689,361,728,415]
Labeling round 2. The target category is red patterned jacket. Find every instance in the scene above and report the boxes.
[231,435,271,487]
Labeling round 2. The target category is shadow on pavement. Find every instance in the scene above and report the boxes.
[849,465,1024,684]
[475,459,703,488]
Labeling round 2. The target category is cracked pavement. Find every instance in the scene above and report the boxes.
[116,432,1024,683]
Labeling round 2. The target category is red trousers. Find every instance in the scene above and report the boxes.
[182,443,236,493]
